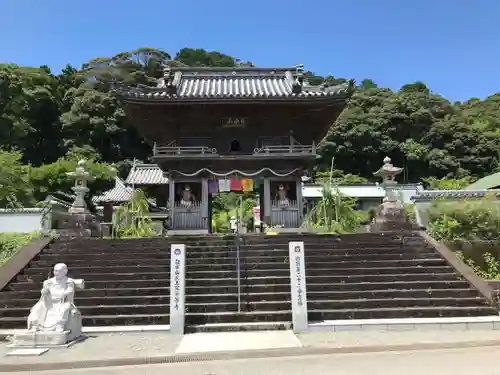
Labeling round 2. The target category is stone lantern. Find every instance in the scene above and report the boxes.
[371,156,410,232]
[66,159,92,214]
[373,156,404,202]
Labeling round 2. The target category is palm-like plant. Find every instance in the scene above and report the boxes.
[112,189,155,238]
[307,182,361,233]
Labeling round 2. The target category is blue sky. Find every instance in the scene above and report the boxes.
[1,0,498,101]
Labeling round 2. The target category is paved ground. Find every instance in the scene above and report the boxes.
[297,329,500,348]
[175,330,300,353]
[1,329,500,372]
[8,346,500,375]
[1,332,182,367]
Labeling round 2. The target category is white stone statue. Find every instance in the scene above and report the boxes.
[24,263,84,339]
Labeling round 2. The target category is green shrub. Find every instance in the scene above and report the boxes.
[0,232,40,265]
[404,203,417,224]
[427,195,500,242]
[456,251,500,280]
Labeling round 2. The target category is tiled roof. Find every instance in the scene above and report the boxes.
[412,189,500,201]
[303,183,423,204]
[93,177,133,203]
[115,66,355,102]
[303,185,386,199]
[125,164,168,185]
[0,208,45,214]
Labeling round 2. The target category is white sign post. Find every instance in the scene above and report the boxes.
[288,241,308,332]
[170,244,186,334]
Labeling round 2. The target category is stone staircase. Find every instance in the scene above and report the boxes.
[0,238,173,329]
[184,235,292,332]
[302,232,498,321]
[0,232,496,331]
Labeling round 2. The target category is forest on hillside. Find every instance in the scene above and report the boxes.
[1,47,500,207]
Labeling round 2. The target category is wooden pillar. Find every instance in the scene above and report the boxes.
[296,177,303,226]
[168,178,175,229]
[201,178,209,230]
[263,178,271,226]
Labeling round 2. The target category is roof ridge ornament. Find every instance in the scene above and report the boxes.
[291,64,304,94]
[163,65,178,95]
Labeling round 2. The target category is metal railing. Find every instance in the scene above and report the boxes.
[234,195,244,313]
[154,145,218,156]
[253,144,316,155]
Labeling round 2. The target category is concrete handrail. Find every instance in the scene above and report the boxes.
[0,236,53,291]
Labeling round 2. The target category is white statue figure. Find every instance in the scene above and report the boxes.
[27,263,82,335]
[275,184,290,206]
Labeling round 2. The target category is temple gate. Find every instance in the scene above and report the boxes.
[115,65,354,233]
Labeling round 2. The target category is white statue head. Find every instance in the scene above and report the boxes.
[53,263,68,280]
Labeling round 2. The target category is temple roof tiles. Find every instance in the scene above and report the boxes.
[125,164,168,185]
[411,189,500,201]
[115,66,355,102]
[93,176,133,203]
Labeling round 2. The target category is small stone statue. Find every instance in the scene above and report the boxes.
[180,184,196,206]
[27,263,83,336]
[275,184,290,206]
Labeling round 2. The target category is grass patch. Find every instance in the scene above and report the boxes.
[0,232,40,266]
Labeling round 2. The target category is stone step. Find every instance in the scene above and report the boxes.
[34,248,441,263]
[20,260,452,282]
[0,287,479,303]
[185,289,482,303]
[29,260,284,271]
[0,295,171,308]
[0,314,170,329]
[50,238,235,250]
[185,321,292,333]
[0,291,291,308]
[306,288,482,299]
[185,310,291,325]
[305,266,454,276]
[305,258,448,268]
[183,272,460,287]
[186,247,435,258]
[195,265,455,279]
[307,297,490,311]
[12,272,464,292]
[23,265,171,275]
[305,280,471,292]
[17,272,171,283]
[307,306,498,321]
[6,278,469,293]
[37,252,172,261]
[0,300,290,317]
[185,292,291,303]
[0,304,171,318]
[44,241,414,253]
[0,283,292,298]
[7,279,170,290]
[186,301,291,314]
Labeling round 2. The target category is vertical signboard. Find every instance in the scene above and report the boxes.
[170,244,186,334]
[289,241,308,332]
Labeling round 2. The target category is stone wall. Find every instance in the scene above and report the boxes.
[0,209,46,233]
